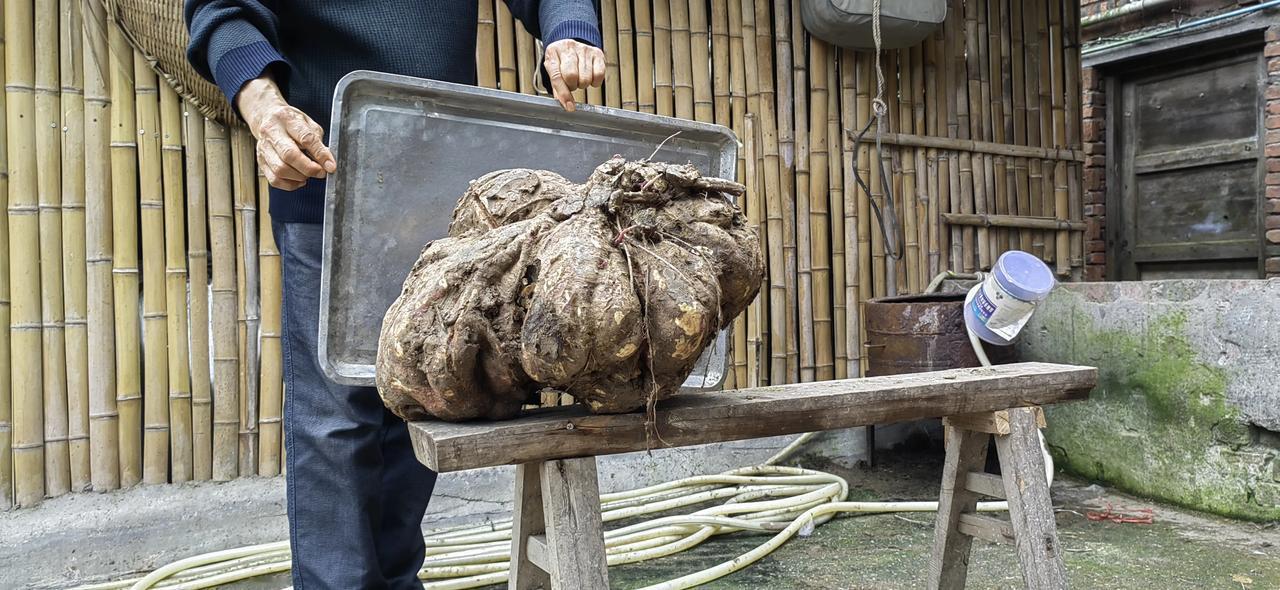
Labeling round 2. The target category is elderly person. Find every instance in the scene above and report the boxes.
[184,3,605,587]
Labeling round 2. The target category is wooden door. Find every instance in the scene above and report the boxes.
[1110,49,1265,280]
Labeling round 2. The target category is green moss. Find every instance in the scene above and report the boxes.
[1022,301,1280,521]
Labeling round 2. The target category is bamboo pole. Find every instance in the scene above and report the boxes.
[808,38,833,381]
[1036,0,1054,264]
[773,0,803,381]
[653,0,673,116]
[752,0,784,385]
[6,0,43,507]
[963,0,990,269]
[206,120,238,481]
[950,0,974,273]
[781,0,803,383]
[58,0,89,492]
[634,0,655,113]
[600,0,621,108]
[943,212,1086,231]
[688,0,711,122]
[82,0,117,492]
[827,51,845,380]
[515,21,535,95]
[108,23,141,489]
[985,0,1007,255]
[1024,0,1046,260]
[1047,0,1073,272]
[184,109,212,481]
[710,0,729,127]
[839,48,862,379]
[743,113,761,387]
[495,0,517,92]
[727,0,747,388]
[1064,0,1083,274]
[258,178,282,477]
[854,53,872,306]
[861,54,886,295]
[998,0,1017,253]
[669,0,692,120]
[884,51,902,295]
[0,0,11,510]
[924,30,943,280]
[912,43,930,286]
[898,46,920,293]
[232,126,259,477]
[615,0,637,111]
[1010,0,1033,252]
[159,83,191,483]
[476,0,496,89]
[135,55,170,485]
[35,0,70,499]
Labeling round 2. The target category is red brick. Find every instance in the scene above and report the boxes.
[1084,142,1106,156]
[1267,257,1280,275]
[1269,102,1280,117]
[1270,58,1280,74]
[1268,229,1280,244]
[1083,119,1105,140]
[1269,129,1280,144]
[1268,173,1280,186]
[1084,168,1106,188]
[1268,116,1280,130]
[1085,266,1105,282]
[1268,215,1280,230]
[1086,155,1106,168]
[1269,196,1280,212]
[1087,253,1106,265]
[1269,43,1280,58]
[1267,143,1280,158]
[1269,27,1280,43]
[1268,85,1280,101]
[1086,191,1106,205]
[1269,186,1280,200]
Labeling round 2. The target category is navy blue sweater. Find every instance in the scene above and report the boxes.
[185,1,602,223]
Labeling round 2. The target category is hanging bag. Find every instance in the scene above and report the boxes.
[800,0,947,50]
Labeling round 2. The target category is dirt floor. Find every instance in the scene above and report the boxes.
[5,448,1278,590]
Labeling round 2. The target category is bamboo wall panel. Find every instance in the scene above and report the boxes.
[0,0,1083,505]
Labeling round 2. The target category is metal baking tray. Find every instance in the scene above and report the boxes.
[320,72,739,392]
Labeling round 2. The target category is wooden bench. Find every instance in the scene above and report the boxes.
[409,361,1096,590]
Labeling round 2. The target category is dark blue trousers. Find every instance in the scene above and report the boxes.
[275,221,439,589]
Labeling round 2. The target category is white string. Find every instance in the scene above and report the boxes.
[871,0,888,118]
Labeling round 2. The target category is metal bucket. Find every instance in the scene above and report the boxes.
[865,292,1013,377]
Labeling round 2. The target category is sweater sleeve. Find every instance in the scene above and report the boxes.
[505,0,603,48]
[184,0,290,109]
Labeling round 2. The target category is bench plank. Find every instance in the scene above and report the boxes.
[409,362,1095,473]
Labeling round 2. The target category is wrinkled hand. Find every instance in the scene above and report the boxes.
[543,39,606,112]
[236,75,337,191]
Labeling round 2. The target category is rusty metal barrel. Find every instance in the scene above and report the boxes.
[865,293,1013,377]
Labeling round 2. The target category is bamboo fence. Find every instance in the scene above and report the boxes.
[0,0,1083,507]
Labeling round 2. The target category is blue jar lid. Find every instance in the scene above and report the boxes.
[993,250,1056,302]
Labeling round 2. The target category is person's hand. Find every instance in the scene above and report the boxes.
[543,39,605,112]
[236,75,337,191]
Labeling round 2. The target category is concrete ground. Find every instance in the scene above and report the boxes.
[4,447,1279,590]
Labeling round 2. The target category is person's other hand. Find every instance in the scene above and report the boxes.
[236,75,337,191]
[543,39,606,112]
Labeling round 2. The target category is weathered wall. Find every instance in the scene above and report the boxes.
[1079,1,1280,280]
[1017,280,1280,520]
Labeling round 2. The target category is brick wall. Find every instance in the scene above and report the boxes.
[1078,1,1280,279]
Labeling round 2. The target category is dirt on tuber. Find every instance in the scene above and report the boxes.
[376,157,764,422]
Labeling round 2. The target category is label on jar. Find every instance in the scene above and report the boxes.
[971,274,1037,341]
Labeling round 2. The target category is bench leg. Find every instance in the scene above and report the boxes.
[995,407,1068,590]
[929,407,1068,590]
[927,424,992,589]
[508,457,609,590]
[510,461,551,590]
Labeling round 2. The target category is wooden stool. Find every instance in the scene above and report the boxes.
[929,406,1067,590]
[408,363,1094,590]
